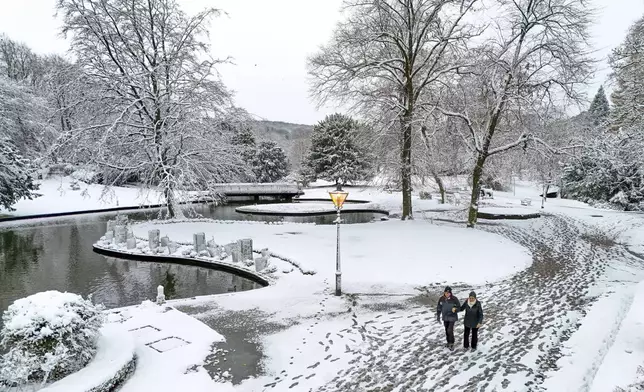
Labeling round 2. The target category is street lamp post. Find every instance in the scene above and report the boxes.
[329,187,349,296]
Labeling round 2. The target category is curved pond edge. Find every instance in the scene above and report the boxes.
[92,244,270,287]
[477,211,541,220]
[0,201,210,224]
[235,206,390,217]
[293,197,372,204]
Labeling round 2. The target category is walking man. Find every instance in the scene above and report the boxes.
[436,286,460,350]
[459,291,484,351]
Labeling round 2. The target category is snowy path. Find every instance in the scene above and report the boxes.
[173,213,644,391]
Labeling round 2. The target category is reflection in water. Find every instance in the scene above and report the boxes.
[0,215,260,329]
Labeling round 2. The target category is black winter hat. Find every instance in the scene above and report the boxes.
[444,286,452,293]
[469,291,477,298]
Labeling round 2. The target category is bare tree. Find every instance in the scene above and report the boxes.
[308,0,479,220]
[57,0,248,218]
[438,0,594,226]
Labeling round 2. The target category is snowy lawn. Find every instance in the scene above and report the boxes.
[301,186,459,215]
[132,219,531,294]
[1,176,163,217]
[105,301,227,392]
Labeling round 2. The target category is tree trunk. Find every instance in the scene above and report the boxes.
[401,119,413,220]
[467,154,487,227]
[164,187,176,219]
[432,171,446,204]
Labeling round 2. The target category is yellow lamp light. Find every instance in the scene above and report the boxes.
[329,190,349,209]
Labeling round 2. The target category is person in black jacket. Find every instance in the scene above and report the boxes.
[436,286,460,350]
[459,291,484,351]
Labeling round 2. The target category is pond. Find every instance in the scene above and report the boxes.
[0,204,266,327]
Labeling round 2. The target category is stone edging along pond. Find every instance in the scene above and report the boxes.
[92,244,271,287]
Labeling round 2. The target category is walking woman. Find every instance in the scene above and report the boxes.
[460,291,484,351]
[436,286,460,350]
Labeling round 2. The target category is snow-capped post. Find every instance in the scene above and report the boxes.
[240,238,253,261]
[156,285,165,304]
[193,232,206,253]
[114,225,127,244]
[148,229,160,250]
[329,185,349,296]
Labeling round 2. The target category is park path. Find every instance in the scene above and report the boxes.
[180,214,644,392]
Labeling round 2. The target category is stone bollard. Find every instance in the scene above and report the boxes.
[207,246,221,258]
[255,256,268,272]
[239,239,253,261]
[126,237,136,249]
[156,285,165,304]
[114,225,127,244]
[149,229,160,250]
[106,220,116,236]
[160,236,169,247]
[193,232,206,253]
[229,241,242,263]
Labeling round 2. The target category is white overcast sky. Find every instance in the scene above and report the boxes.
[0,0,642,124]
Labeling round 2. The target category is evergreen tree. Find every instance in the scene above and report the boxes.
[253,141,289,183]
[609,16,644,130]
[231,125,256,149]
[0,140,39,211]
[230,125,258,181]
[588,86,610,127]
[302,114,372,186]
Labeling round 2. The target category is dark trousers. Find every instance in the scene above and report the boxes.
[464,326,479,349]
[443,321,455,344]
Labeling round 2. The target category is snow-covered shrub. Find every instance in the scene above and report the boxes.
[562,133,644,211]
[0,291,105,387]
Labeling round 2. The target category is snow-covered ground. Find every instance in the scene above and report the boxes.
[132,218,531,294]
[5,177,644,391]
[1,176,163,217]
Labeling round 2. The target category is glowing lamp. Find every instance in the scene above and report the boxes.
[329,190,349,209]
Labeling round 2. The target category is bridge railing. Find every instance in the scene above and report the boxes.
[209,183,302,195]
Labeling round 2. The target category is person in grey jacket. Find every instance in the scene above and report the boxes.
[459,291,484,350]
[436,286,460,350]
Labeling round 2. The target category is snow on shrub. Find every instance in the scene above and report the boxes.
[0,291,104,387]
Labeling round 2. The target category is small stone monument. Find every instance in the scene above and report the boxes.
[261,248,270,258]
[156,285,165,304]
[148,229,160,250]
[114,225,127,244]
[207,238,217,249]
[160,236,169,247]
[193,232,206,253]
[207,246,221,258]
[168,241,178,254]
[126,229,134,239]
[239,239,253,261]
[106,220,116,236]
[255,256,268,272]
[126,237,136,249]
[105,231,114,242]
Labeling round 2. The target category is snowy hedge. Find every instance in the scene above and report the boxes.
[0,291,105,388]
[39,325,136,392]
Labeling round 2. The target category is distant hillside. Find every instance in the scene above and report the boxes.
[252,120,313,141]
[251,121,313,171]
